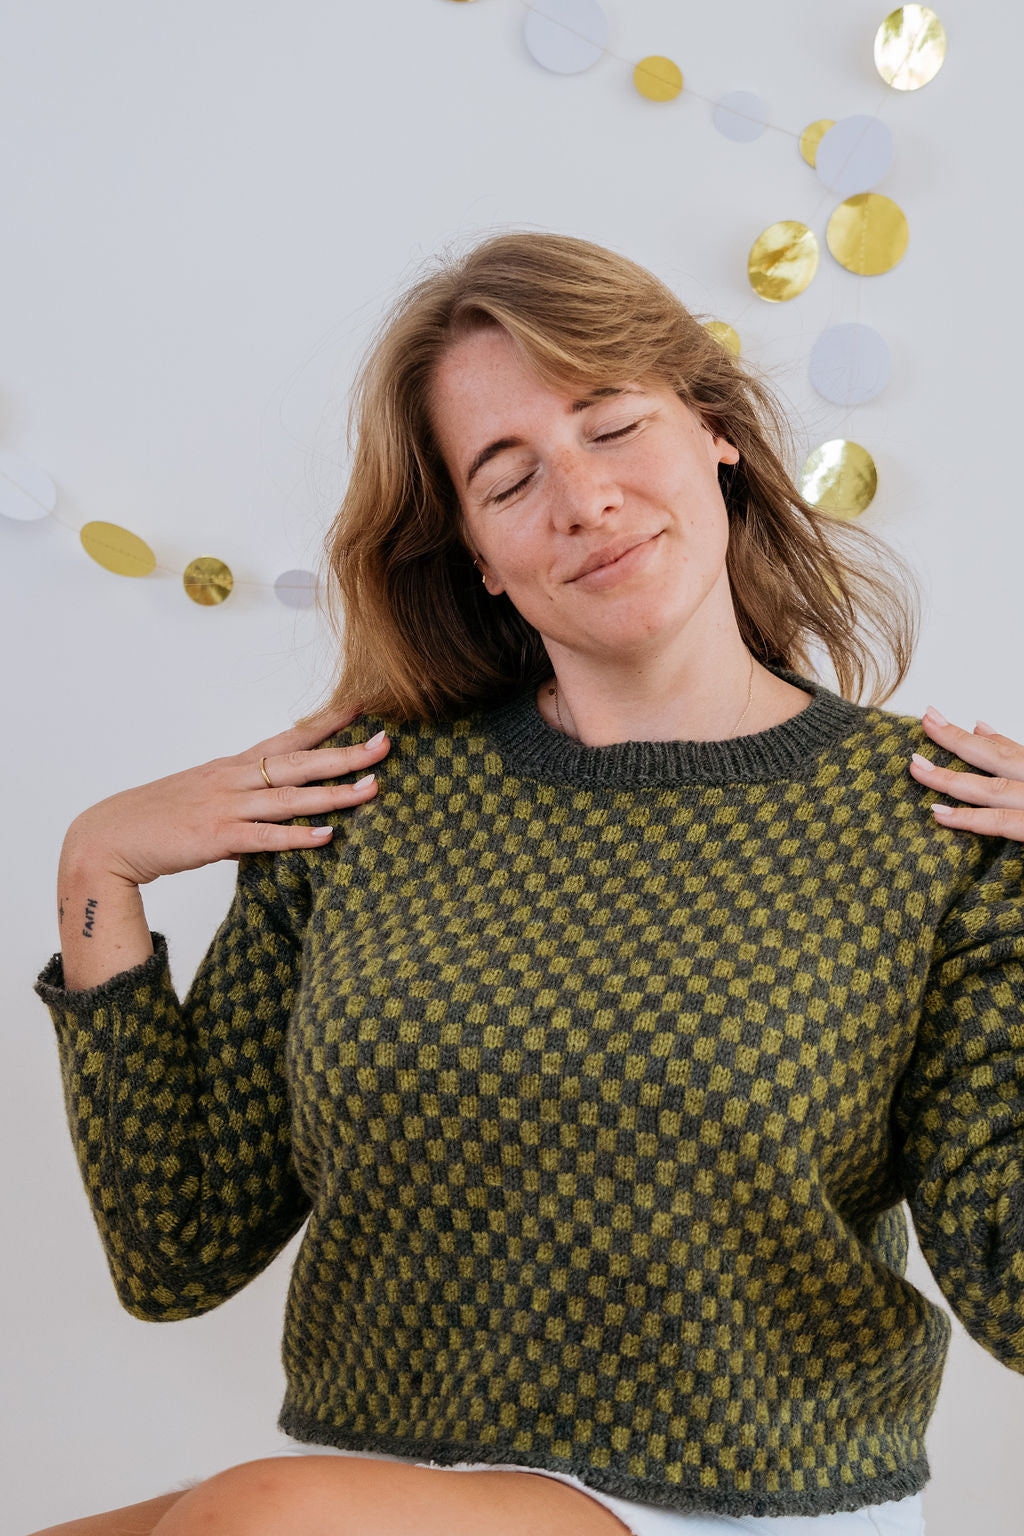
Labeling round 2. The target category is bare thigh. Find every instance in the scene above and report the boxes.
[149,1455,634,1536]
[24,1485,196,1536]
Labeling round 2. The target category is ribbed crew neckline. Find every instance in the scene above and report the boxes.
[478,658,866,787]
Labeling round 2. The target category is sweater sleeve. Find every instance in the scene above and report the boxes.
[32,841,316,1323]
[892,832,1024,1372]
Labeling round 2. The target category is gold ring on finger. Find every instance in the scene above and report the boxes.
[258,755,275,789]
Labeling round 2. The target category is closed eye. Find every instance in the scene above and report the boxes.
[490,420,643,505]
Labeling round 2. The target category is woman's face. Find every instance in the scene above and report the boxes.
[428,325,741,662]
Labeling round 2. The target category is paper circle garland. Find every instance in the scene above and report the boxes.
[523,0,608,75]
[633,56,683,102]
[184,556,234,606]
[799,119,836,167]
[799,440,878,518]
[874,5,946,90]
[809,324,892,405]
[713,90,770,142]
[80,521,157,577]
[748,221,819,302]
[13,6,950,600]
[827,192,909,274]
[815,115,894,196]
[275,569,319,609]
[704,321,741,356]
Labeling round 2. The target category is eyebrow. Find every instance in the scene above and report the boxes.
[463,386,636,493]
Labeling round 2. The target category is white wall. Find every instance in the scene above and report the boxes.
[5,2,1022,1530]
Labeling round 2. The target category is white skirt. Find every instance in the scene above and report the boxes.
[256,1434,926,1536]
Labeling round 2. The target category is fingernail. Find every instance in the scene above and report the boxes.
[923,706,948,726]
[931,804,954,817]
[974,719,997,735]
[365,729,386,749]
[911,752,935,771]
[353,773,376,789]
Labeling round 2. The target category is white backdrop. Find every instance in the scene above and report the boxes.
[5,2,1023,1531]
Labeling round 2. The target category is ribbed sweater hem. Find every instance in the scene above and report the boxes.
[276,1401,930,1519]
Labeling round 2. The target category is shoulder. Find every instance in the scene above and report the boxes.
[238,708,481,899]
[830,695,1017,887]
[302,705,497,813]
[308,709,471,784]
[844,697,979,778]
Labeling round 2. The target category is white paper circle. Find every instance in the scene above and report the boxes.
[815,115,893,196]
[523,0,608,74]
[809,323,891,406]
[274,568,319,609]
[712,90,769,142]
[0,449,57,521]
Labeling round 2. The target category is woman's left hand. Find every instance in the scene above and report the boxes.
[909,708,1024,842]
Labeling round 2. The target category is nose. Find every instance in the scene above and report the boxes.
[546,444,625,529]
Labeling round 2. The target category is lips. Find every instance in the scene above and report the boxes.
[568,533,658,582]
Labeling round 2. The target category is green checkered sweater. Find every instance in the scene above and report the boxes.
[34,661,1024,1519]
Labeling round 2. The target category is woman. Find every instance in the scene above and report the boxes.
[32,232,1024,1536]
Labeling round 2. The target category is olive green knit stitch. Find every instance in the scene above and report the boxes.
[34,661,1024,1519]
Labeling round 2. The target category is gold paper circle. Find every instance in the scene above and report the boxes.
[826,193,908,275]
[704,321,741,355]
[748,221,818,302]
[183,556,234,606]
[799,119,836,167]
[874,5,946,90]
[80,520,157,577]
[634,56,683,102]
[799,440,877,518]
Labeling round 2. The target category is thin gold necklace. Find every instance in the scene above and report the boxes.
[549,650,756,742]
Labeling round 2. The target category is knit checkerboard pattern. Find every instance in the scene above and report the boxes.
[34,662,1024,1518]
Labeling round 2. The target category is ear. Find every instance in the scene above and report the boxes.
[472,551,506,598]
[700,416,740,466]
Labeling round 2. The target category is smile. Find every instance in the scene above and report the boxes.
[569,532,663,589]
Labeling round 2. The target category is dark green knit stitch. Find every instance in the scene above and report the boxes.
[34,660,1024,1518]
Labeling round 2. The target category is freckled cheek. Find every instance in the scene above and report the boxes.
[671,491,729,546]
[489,525,550,581]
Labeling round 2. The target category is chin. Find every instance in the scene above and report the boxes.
[591,609,678,649]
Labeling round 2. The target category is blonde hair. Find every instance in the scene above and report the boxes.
[295,231,919,727]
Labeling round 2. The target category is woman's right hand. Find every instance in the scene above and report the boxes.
[64,708,391,887]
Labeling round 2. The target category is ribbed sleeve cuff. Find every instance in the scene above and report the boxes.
[33,930,171,1014]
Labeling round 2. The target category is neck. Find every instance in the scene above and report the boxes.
[481,657,857,788]
[540,640,762,748]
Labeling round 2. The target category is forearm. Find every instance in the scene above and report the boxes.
[57,825,153,991]
[38,841,315,1318]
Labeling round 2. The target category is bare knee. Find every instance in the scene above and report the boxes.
[150,1459,313,1535]
[148,1455,633,1536]
[25,1487,197,1536]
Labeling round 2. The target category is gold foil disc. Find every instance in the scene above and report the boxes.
[798,439,878,518]
[80,520,157,576]
[704,321,741,355]
[874,5,946,90]
[826,192,908,274]
[748,221,818,302]
[634,56,683,101]
[799,119,836,167]
[183,556,234,605]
